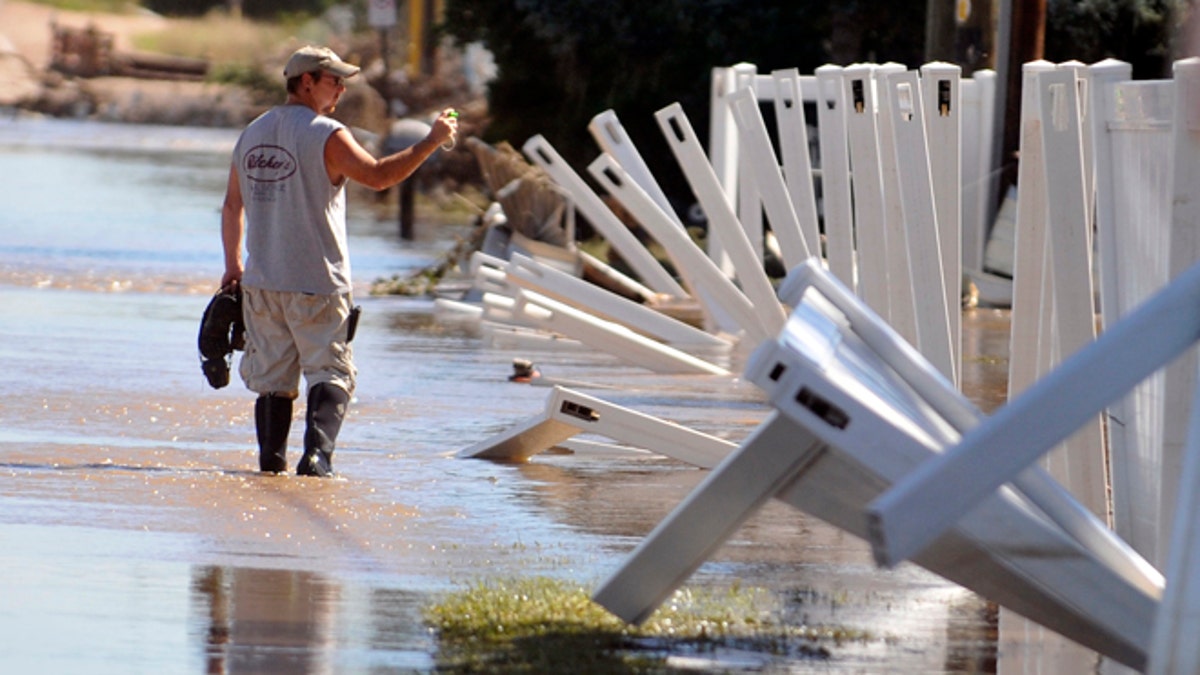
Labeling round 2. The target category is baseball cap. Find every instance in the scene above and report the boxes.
[283,46,361,80]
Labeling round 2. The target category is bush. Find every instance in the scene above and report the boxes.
[1046,0,1181,78]
[207,62,278,103]
[440,0,921,221]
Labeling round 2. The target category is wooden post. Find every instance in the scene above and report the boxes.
[399,179,414,240]
[998,0,1046,203]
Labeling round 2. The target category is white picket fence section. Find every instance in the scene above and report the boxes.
[447,51,1200,671]
[1090,60,1173,565]
[593,260,1161,671]
[1002,57,1200,580]
[1017,62,1107,518]
[452,59,998,384]
[703,61,995,386]
[1155,58,1200,578]
[866,56,1200,671]
[1147,57,1200,675]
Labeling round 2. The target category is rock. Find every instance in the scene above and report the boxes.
[0,51,43,107]
[33,78,94,118]
[84,77,260,127]
[383,117,432,153]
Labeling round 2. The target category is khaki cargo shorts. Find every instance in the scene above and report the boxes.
[238,286,357,399]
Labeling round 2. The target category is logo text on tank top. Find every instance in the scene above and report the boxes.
[243,145,297,182]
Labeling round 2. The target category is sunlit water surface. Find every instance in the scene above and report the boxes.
[0,115,1016,673]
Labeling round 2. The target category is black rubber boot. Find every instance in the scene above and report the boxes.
[255,394,293,473]
[298,383,350,477]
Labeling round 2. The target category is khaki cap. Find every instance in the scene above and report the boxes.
[283,45,361,79]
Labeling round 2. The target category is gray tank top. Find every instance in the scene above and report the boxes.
[234,105,351,294]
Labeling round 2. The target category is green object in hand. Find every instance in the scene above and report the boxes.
[448,110,459,118]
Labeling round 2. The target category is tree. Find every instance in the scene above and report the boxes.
[1045,0,1182,78]
[440,0,926,221]
[442,1,828,215]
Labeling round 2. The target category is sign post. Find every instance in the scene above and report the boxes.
[368,0,397,71]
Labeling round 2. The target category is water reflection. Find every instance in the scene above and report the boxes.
[0,118,1040,671]
[193,566,337,674]
[514,459,712,542]
[191,565,435,674]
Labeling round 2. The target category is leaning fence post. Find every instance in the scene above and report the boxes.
[588,154,770,344]
[814,65,857,290]
[842,64,892,322]
[708,66,740,277]
[874,63,920,346]
[729,87,812,268]
[771,68,823,266]
[588,110,682,229]
[655,103,788,339]
[1008,61,1056,398]
[1038,65,1108,519]
[733,64,764,265]
[886,68,955,384]
[921,62,963,385]
[523,136,688,299]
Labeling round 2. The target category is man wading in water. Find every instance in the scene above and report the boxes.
[219,45,457,476]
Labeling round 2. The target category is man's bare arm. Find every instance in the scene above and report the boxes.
[325,110,458,191]
[220,163,245,289]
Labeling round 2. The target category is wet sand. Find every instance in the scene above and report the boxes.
[0,112,1020,672]
[0,278,1013,671]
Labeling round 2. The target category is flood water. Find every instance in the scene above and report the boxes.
[0,115,1021,672]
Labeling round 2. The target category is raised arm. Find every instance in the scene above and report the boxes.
[324,109,458,191]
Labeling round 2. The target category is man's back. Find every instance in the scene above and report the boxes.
[235,105,351,295]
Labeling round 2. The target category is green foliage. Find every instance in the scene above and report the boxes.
[207,62,278,103]
[440,0,1184,227]
[441,1,830,210]
[440,0,927,219]
[25,0,135,11]
[1046,0,1183,78]
[142,0,335,19]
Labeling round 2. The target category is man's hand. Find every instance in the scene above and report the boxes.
[431,108,459,150]
[220,270,242,291]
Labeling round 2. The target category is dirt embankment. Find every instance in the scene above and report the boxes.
[0,1,491,199]
[0,1,266,126]
[0,1,485,133]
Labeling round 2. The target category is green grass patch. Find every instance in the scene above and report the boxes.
[424,577,867,673]
[129,11,297,63]
[124,10,322,104]
[206,61,279,103]
[25,0,137,12]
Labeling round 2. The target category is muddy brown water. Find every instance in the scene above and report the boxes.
[0,116,1042,673]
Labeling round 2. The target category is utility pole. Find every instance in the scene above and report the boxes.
[408,0,445,77]
[369,0,397,71]
[369,0,415,240]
